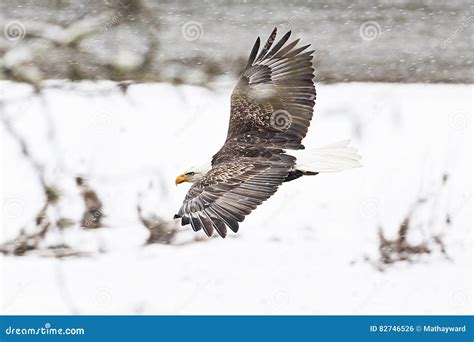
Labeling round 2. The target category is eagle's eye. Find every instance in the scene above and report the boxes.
[186,171,195,177]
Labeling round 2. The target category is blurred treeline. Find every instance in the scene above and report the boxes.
[0,0,473,86]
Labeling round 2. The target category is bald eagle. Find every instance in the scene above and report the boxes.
[174,28,361,238]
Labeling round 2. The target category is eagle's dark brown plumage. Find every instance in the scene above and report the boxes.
[175,28,316,238]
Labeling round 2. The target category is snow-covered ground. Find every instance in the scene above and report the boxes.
[0,80,472,314]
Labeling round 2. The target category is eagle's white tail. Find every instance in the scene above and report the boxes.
[292,140,362,173]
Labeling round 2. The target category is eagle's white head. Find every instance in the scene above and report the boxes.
[175,161,212,185]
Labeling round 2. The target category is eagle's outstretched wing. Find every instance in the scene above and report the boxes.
[225,27,316,150]
[176,149,295,238]
[175,28,316,237]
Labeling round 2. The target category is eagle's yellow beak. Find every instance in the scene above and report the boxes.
[175,174,188,186]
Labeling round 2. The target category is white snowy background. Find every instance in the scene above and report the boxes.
[0,0,472,316]
[0,80,471,314]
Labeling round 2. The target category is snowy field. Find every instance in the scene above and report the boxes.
[0,80,472,315]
